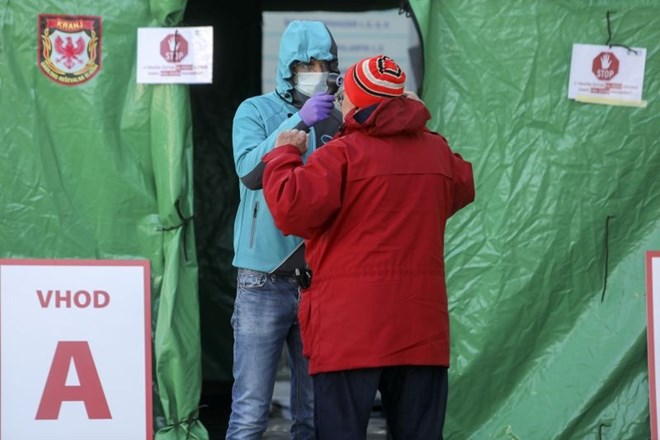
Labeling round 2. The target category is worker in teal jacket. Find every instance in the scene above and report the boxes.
[226,20,342,440]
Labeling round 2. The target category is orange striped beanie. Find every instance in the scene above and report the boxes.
[343,55,406,108]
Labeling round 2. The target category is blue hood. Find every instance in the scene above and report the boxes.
[276,20,339,101]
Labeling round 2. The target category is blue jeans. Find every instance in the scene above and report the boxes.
[226,269,314,440]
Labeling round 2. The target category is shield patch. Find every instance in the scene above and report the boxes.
[38,14,102,86]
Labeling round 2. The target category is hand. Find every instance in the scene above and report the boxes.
[276,129,308,154]
[299,93,335,127]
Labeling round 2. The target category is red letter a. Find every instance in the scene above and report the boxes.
[36,341,112,420]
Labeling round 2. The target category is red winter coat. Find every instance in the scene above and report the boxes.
[262,97,475,374]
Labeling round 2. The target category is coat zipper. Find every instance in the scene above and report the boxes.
[249,201,258,248]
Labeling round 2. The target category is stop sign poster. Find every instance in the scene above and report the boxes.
[568,43,646,105]
[0,259,152,440]
[136,26,213,84]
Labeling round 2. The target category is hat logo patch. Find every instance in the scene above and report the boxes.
[377,56,402,79]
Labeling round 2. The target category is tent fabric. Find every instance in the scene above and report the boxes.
[409,0,660,438]
[0,1,208,439]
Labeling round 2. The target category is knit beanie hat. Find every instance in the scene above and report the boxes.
[343,55,406,108]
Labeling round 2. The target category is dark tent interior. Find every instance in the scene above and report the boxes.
[182,0,411,436]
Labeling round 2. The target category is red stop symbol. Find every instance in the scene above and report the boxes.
[592,52,619,81]
[160,33,189,63]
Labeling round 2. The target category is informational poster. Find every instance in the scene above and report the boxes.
[136,26,213,84]
[568,43,647,107]
[0,259,152,440]
[262,10,420,94]
[647,251,660,440]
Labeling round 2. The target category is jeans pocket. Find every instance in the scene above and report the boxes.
[237,270,267,289]
[298,290,313,358]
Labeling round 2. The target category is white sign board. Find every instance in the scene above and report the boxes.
[647,252,660,440]
[0,259,152,440]
[262,10,418,94]
[137,26,213,84]
[568,43,646,107]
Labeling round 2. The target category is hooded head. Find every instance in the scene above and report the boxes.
[276,20,339,102]
[343,55,406,109]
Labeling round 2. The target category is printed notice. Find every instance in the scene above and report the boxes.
[137,27,213,84]
[262,10,418,94]
[568,43,646,107]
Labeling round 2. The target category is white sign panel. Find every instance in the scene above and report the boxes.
[0,260,152,440]
[647,252,660,440]
[137,26,213,84]
[263,10,418,94]
[568,43,646,106]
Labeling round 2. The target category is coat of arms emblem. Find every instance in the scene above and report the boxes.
[38,14,102,85]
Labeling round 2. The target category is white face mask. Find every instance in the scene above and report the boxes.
[294,72,329,97]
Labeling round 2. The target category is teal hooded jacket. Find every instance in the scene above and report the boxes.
[231,20,341,273]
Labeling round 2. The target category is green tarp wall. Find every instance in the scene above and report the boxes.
[0,1,208,439]
[5,0,660,438]
[409,0,660,438]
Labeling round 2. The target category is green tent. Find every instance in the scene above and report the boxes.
[409,0,660,438]
[3,0,660,438]
[1,1,207,439]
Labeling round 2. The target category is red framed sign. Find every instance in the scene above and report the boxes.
[647,251,660,440]
[0,259,152,440]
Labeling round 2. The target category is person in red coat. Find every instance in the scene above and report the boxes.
[261,55,475,440]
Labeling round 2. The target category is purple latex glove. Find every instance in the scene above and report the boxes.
[299,93,335,127]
